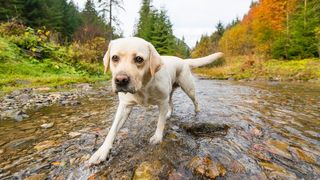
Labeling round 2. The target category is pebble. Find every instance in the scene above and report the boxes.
[133,161,162,180]
[34,140,60,151]
[189,156,226,179]
[265,139,292,159]
[25,173,46,180]
[68,132,81,138]
[40,122,54,129]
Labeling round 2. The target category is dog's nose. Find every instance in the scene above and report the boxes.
[115,74,130,86]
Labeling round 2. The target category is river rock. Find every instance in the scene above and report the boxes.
[34,140,60,151]
[40,122,54,129]
[133,161,162,180]
[230,160,245,173]
[183,123,229,138]
[259,162,297,179]
[3,136,36,149]
[289,147,316,164]
[265,139,292,159]
[189,156,226,179]
[0,149,4,154]
[68,132,81,138]
[34,87,51,92]
[16,94,30,102]
[25,173,46,180]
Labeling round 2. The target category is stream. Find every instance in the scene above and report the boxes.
[0,79,319,179]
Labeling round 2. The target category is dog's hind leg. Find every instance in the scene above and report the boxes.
[178,67,200,113]
[87,103,132,165]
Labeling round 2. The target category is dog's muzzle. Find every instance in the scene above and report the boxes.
[114,74,135,94]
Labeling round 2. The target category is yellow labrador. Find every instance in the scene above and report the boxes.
[88,37,223,165]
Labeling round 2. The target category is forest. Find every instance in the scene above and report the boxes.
[192,0,320,80]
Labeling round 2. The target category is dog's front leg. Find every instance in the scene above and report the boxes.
[150,102,169,144]
[88,103,132,165]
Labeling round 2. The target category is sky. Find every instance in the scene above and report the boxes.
[73,0,253,47]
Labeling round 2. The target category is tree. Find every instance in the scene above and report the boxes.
[0,0,24,22]
[74,0,109,42]
[97,0,124,40]
[174,36,190,58]
[135,1,180,55]
[216,21,225,37]
[61,1,82,42]
[135,0,153,41]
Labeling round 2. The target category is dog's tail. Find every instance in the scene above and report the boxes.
[184,52,224,68]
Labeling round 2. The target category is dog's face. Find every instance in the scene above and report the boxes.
[103,37,162,94]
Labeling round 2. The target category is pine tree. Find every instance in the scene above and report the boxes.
[62,1,82,42]
[287,0,320,58]
[149,10,175,55]
[74,0,109,42]
[0,0,24,22]
[135,0,152,41]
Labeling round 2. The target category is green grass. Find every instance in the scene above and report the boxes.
[193,56,320,82]
[0,37,110,93]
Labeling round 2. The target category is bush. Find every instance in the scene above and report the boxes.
[70,37,108,63]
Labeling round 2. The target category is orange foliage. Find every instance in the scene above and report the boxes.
[219,0,297,57]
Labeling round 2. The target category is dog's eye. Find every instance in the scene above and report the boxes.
[134,56,144,63]
[112,55,119,62]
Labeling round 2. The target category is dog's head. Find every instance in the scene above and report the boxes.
[103,37,163,94]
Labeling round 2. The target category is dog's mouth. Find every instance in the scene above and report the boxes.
[114,86,136,94]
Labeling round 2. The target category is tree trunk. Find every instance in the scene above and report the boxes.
[304,0,307,29]
[285,6,289,59]
[109,0,113,40]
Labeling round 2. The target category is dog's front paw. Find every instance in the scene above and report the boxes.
[87,147,110,166]
[149,133,163,144]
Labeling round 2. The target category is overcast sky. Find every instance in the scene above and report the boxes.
[73,0,253,47]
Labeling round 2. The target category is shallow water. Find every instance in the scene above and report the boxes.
[0,79,319,179]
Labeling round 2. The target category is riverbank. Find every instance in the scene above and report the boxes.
[193,56,320,82]
[0,82,111,121]
[0,37,110,95]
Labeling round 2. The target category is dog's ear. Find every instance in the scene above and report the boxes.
[103,41,112,74]
[148,43,163,76]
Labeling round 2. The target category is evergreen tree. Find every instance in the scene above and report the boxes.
[149,10,175,55]
[0,0,24,22]
[216,21,225,37]
[62,1,82,41]
[135,0,152,41]
[272,0,320,59]
[74,0,109,42]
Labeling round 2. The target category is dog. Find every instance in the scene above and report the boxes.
[87,37,224,165]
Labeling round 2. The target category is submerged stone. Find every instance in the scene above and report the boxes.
[265,139,292,159]
[182,123,229,138]
[259,162,297,179]
[289,147,316,164]
[40,122,54,129]
[189,156,226,179]
[34,140,60,151]
[133,161,162,180]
